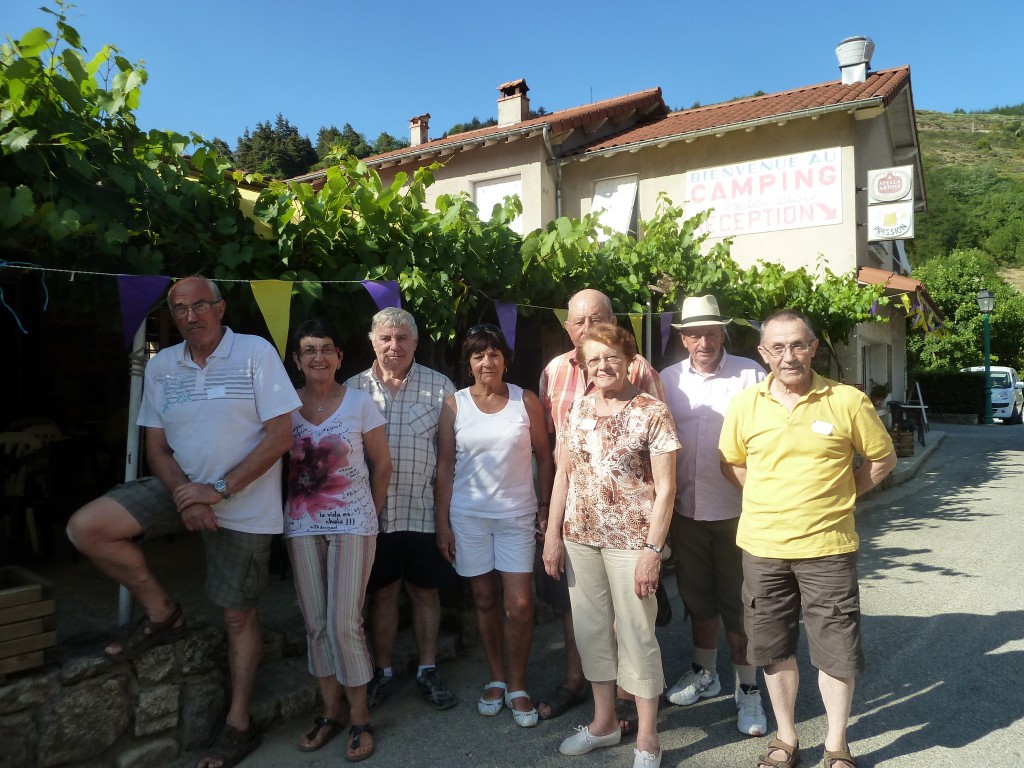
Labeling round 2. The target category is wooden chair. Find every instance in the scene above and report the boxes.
[0,432,45,560]
[22,423,63,447]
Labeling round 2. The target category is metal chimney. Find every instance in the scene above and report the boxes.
[835,36,874,84]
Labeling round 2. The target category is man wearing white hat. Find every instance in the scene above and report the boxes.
[660,294,768,736]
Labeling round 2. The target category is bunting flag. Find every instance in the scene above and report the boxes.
[661,311,674,355]
[361,280,401,310]
[628,313,643,349]
[900,292,945,337]
[250,280,293,359]
[495,301,518,352]
[552,308,568,326]
[117,275,171,348]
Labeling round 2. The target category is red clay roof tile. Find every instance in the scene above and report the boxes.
[573,66,912,155]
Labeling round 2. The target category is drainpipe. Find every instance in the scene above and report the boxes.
[542,124,562,219]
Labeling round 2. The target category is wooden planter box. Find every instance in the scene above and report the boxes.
[0,566,56,678]
[891,430,915,458]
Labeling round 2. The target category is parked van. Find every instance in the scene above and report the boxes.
[961,366,1024,424]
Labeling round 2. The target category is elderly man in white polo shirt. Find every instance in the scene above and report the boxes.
[660,294,768,737]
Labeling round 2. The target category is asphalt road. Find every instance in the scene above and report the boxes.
[218,423,1024,768]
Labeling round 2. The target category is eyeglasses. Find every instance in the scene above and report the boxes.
[584,354,624,368]
[298,345,339,358]
[467,323,502,336]
[759,341,814,358]
[170,299,221,318]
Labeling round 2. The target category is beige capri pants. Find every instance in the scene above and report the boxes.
[565,540,665,699]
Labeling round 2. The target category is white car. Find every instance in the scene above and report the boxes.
[962,366,1024,424]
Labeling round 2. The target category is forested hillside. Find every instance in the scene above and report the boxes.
[908,105,1024,371]
[909,109,1024,267]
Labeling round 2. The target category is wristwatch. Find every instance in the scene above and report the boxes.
[213,479,232,501]
[643,542,663,554]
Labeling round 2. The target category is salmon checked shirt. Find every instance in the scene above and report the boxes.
[539,349,665,436]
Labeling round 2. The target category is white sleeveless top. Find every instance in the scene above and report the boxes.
[450,383,537,518]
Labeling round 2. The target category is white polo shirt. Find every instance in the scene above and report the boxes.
[138,327,301,534]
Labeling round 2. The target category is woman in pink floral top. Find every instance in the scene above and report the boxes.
[285,319,392,761]
[543,323,679,768]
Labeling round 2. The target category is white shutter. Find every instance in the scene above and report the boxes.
[474,176,523,235]
[591,175,638,241]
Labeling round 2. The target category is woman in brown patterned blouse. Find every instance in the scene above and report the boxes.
[542,322,679,768]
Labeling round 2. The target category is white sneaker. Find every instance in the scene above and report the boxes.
[633,748,663,768]
[559,725,621,755]
[666,667,721,705]
[735,687,768,736]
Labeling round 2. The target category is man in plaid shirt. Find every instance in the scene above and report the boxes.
[346,308,459,712]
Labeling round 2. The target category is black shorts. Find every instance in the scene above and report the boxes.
[535,542,572,613]
[366,530,455,592]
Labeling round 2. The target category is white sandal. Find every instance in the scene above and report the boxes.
[477,681,507,716]
[504,690,539,728]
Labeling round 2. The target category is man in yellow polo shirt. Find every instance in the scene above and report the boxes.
[719,309,895,768]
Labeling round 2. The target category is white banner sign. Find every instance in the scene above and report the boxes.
[687,148,843,237]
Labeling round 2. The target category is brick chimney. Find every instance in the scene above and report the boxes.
[835,36,875,85]
[497,79,530,126]
[410,114,430,147]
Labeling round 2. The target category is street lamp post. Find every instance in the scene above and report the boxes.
[977,288,995,425]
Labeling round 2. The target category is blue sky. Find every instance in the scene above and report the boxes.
[3,0,1020,149]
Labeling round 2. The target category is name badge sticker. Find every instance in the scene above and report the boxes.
[811,420,834,435]
[207,385,227,399]
[579,418,598,431]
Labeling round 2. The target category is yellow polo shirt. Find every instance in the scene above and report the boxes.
[719,372,893,559]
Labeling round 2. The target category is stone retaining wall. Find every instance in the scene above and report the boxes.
[0,622,313,768]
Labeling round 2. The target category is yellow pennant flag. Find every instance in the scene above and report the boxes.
[629,313,643,347]
[552,308,568,326]
[250,280,293,359]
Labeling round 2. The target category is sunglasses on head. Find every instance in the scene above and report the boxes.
[466,323,502,336]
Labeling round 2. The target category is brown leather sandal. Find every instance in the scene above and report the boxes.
[822,747,857,768]
[298,716,340,752]
[104,603,187,661]
[345,723,375,763]
[757,737,800,768]
[195,719,260,768]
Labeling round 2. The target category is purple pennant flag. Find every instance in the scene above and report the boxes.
[117,275,171,348]
[495,301,518,352]
[660,311,674,355]
[360,280,401,310]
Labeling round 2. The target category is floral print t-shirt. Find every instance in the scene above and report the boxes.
[560,392,680,550]
[284,388,386,537]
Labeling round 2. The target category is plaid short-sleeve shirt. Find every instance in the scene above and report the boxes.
[345,362,455,533]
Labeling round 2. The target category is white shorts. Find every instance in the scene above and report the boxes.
[449,511,535,578]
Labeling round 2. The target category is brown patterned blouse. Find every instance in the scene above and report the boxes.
[560,392,680,549]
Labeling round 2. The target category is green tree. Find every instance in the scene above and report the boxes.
[0,4,272,293]
[234,114,317,178]
[371,131,408,155]
[909,248,1024,371]
[314,125,343,160]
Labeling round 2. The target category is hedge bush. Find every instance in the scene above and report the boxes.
[913,371,986,415]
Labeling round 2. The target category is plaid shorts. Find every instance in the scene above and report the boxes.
[105,477,271,610]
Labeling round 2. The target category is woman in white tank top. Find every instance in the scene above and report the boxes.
[436,324,554,728]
